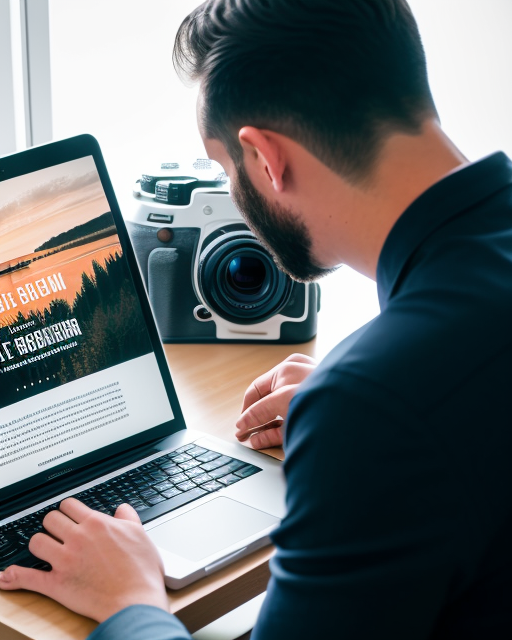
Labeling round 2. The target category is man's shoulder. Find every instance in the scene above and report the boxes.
[296,310,427,413]
[303,278,512,417]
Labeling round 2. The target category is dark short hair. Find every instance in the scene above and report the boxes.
[173,0,438,183]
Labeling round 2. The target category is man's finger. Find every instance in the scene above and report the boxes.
[241,370,275,413]
[248,427,284,450]
[115,503,141,523]
[242,360,315,413]
[58,497,93,523]
[0,564,52,594]
[237,385,295,435]
[29,531,62,563]
[42,508,78,541]
[284,353,316,366]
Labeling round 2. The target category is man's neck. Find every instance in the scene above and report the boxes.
[328,119,469,279]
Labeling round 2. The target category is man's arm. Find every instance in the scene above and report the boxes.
[250,368,462,639]
[87,606,191,640]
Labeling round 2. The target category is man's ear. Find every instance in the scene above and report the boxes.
[238,127,286,193]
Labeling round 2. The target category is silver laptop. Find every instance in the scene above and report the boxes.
[0,135,285,589]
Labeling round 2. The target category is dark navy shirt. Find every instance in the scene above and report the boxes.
[90,152,512,639]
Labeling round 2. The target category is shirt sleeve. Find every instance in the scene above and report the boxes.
[87,605,192,640]
[251,368,463,640]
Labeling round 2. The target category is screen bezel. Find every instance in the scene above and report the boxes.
[0,134,187,510]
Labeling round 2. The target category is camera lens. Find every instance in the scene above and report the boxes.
[226,256,267,295]
[198,230,293,325]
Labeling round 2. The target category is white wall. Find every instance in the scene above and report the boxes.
[408,0,512,160]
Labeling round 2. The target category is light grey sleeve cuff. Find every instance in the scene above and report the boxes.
[87,605,192,640]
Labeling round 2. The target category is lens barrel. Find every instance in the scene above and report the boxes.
[198,230,293,324]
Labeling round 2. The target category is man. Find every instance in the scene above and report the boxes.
[1,0,511,637]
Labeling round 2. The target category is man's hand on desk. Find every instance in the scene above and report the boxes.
[0,497,168,623]
[236,353,316,449]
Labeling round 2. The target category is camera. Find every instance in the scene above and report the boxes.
[126,159,320,343]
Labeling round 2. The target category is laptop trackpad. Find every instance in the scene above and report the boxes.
[149,497,279,562]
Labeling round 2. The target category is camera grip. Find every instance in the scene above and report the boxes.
[148,248,215,342]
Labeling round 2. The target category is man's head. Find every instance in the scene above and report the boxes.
[173,0,439,280]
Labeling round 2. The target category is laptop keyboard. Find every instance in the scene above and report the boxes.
[0,443,261,571]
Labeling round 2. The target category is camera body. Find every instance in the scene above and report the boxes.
[126,160,320,343]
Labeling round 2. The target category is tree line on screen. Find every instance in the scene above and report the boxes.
[35,212,116,252]
[0,213,118,278]
[0,253,152,409]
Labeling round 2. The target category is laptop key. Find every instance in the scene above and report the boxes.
[174,444,195,453]
[96,506,111,514]
[149,472,168,482]
[153,481,174,492]
[185,468,209,480]
[195,451,221,463]
[15,530,32,544]
[138,487,208,524]
[200,456,233,472]
[139,488,158,499]
[169,473,188,485]
[0,534,17,559]
[217,474,241,486]
[178,459,201,471]
[224,460,246,473]
[162,465,181,475]
[171,454,192,463]
[234,465,261,479]
[146,495,166,505]
[161,487,182,499]
[208,464,237,479]
[159,461,179,472]
[133,503,150,512]
[201,481,223,492]
[192,473,213,485]
[121,491,139,500]
[186,446,208,457]
[175,480,197,492]
[140,462,157,471]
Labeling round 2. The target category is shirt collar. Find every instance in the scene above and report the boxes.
[376,151,512,310]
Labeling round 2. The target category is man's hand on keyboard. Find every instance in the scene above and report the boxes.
[0,497,168,622]
[236,353,316,449]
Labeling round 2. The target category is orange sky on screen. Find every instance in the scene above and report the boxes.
[0,156,109,264]
[0,237,122,326]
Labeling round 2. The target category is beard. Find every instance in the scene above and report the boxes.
[230,164,334,282]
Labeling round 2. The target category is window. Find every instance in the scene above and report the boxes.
[48,0,205,204]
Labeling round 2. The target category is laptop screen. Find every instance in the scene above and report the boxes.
[0,151,176,496]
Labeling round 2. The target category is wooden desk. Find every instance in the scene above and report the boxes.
[0,268,380,640]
